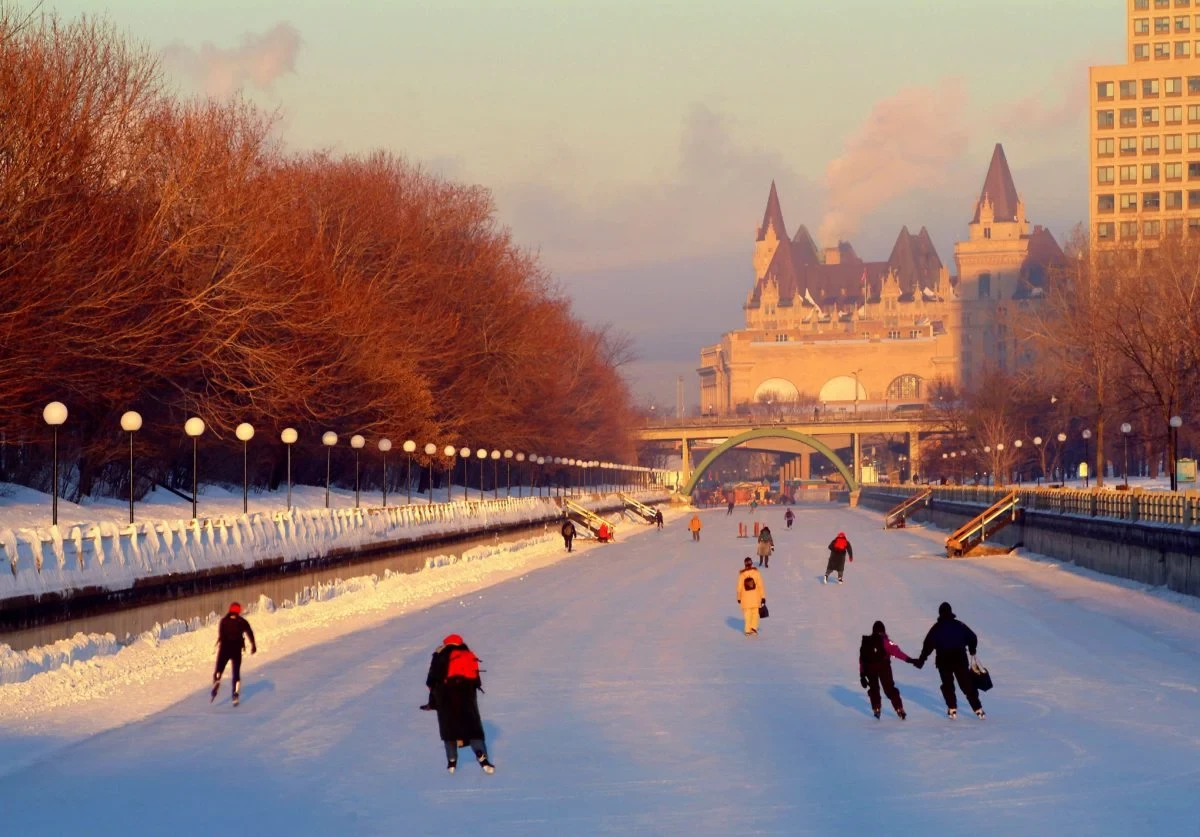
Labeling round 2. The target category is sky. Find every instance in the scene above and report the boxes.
[48,0,1123,406]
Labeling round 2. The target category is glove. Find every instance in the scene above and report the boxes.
[251,646,258,655]
[859,674,869,689]
[912,657,925,669]
[419,703,434,711]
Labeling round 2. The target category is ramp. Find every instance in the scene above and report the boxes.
[563,498,615,538]
[883,488,932,529]
[619,493,657,524]
[945,491,1020,557]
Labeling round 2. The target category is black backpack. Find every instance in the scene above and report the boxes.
[859,633,886,667]
[743,574,757,592]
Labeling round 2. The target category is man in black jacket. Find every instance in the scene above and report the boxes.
[914,602,985,719]
[561,518,577,552]
[211,602,256,706]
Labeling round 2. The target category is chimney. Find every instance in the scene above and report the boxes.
[824,246,841,265]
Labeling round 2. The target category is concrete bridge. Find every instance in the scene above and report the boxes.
[636,410,932,497]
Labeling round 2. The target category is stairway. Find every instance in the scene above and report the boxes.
[562,498,615,538]
[618,493,658,524]
[945,491,1020,557]
[883,488,932,529]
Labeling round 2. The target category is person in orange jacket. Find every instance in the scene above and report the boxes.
[688,514,702,541]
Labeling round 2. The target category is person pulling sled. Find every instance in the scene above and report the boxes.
[913,602,986,720]
[859,620,914,720]
[424,634,495,773]
[211,602,256,707]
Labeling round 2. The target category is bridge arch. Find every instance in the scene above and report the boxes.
[682,427,859,496]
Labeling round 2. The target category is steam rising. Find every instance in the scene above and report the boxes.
[163,23,301,98]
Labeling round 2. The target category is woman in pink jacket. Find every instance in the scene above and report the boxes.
[858,620,916,720]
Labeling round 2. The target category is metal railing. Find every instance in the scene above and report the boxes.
[640,406,931,430]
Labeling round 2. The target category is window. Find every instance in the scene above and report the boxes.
[1190,104,1200,121]
[1191,76,1200,94]
[1135,0,1148,7]
[1179,16,1193,32]
[1121,193,1139,211]
[1144,107,1161,125]
[1167,217,1184,235]
[1096,81,1114,100]
[1144,135,1162,153]
[1145,220,1162,238]
[1167,133,1184,152]
[1190,160,1200,178]
[1166,189,1184,208]
[1145,79,1161,97]
[1098,137,1116,157]
[1144,191,1161,210]
[1121,136,1139,155]
[1156,42,1172,58]
[1120,164,1138,183]
[1167,105,1184,123]
[1167,161,1184,180]
[1098,194,1116,213]
[978,274,991,300]
[1136,43,1151,60]
[1144,163,1161,182]
[1167,77,1184,95]
[1097,222,1115,241]
[1097,166,1115,184]
[1158,17,1172,33]
[1191,133,1200,150]
[1190,217,1200,235]
[887,375,923,401]
[1181,41,1194,58]
[1098,109,1115,129]
[1188,189,1200,207]
[1121,221,1140,239]
[1120,80,1138,99]
[1136,17,1151,35]
[1120,108,1137,127]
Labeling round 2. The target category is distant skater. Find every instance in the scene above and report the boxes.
[211,602,256,706]
[757,525,774,568]
[736,557,766,636]
[689,514,702,542]
[859,620,913,720]
[823,531,853,584]
[655,509,664,529]
[727,500,735,516]
[784,508,795,530]
[424,633,495,773]
[914,602,986,720]
[561,518,576,552]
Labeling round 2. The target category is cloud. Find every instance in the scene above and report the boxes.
[163,23,301,98]
[993,60,1091,138]
[818,78,971,247]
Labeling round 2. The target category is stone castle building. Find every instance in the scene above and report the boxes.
[697,144,1066,413]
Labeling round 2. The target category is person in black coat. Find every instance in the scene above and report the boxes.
[424,634,494,773]
[654,509,664,529]
[914,602,986,719]
[210,602,256,706]
[561,518,577,552]
[824,532,853,583]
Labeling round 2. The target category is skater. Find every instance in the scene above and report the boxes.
[654,508,664,529]
[425,633,495,773]
[749,499,758,514]
[859,620,913,720]
[688,514,702,542]
[913,602,985,720]
[824,531,853,583]
[210,602,256,706]
[756,525,774,568]
[726,499,735,516]
[784,508,795,530]
[736,557,766,636]
[561,518,576,552]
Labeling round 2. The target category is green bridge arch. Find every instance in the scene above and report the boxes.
[681,427,859,496]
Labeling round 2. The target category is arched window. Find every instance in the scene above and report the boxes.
[887,374,923,401]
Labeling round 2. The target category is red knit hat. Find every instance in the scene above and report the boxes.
[443,634,464,646]
[229,602,242,614]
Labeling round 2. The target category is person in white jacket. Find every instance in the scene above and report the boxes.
[736,557,766,636]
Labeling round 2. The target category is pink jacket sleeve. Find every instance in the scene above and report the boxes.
[884,637,911,662]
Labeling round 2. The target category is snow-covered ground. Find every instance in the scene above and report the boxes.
[2,507,1199,835]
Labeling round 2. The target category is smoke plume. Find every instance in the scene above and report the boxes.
[163,23,301,98]
[818,78,969,247]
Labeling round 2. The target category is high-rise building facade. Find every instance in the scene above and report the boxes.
[1090,0,1200,245]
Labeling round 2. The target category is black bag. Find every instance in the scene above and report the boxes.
[758,599,769,619]
[970,659,993,692]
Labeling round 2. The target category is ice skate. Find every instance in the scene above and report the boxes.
[837,577,844,584]
[947,708,958,719]
[822,574,828,584]
[447,761,457,774]
[975,708,986,720]
[210,681,220,703]
[897,709,907,720]
[873,709,881,719]
[478,756,495,774]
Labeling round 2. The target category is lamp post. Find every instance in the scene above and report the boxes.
[443,445,456,503]
[425,443,438,504]
[1033,437,1044,486]
[402,440,416,504]
[236,423,255,514]
[185,417,206,520]
[42,402,68,527]
[1056,432,1067,483]
[1120,423,1132,487]
[476,448,487,500]
[120,411,142,524]
[491,449,501,499]
[322,431,337,508]
[515,453,525,497]
[350,435,366,508]
[281,428,298,511]
[996,443,1005,486]
[504,450,514,497]
[1082,429,1092,488]
[379,438,392,507]
[1170,415,1183,491]
[852,368,864,414]
[1013,440,1023,486]
[458,447,470,502]
[536,456,546,497]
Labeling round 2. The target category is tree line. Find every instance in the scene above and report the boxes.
[0,10,636,501]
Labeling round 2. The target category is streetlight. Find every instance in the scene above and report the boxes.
[120,411,142,525]
[476,448,487,500]
[458,447,470,501]
[1120,423,1132,487]
[185,417,206,520]
[1170,416,1183,491]
[236,423,255,514]
[491,449,501,499]
[1056,432,1067,484]
[1082,430,1092,488]
[379,438,393,507]
[515,453,525,497]
[996,442,1005,486]
[504,450,514,497]
[42,402,68,527]
[1013,440,1023,486]
[425,443,438,505]
[402,440,417,504]
[443,445,456,503]
[322,431,337,508]
[350,435,366,508]
[1033,437,1043,486]
[852,368,864,414]
[535,456,545,497]
[281,428,298,511]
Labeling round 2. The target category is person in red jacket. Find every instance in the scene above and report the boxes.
[423,634,494,774]
[210,602,256,706]
[859,620,914,720]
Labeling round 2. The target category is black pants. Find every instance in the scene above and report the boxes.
[727,506,734,515]
[444,739,487,763]
[939,664,982,711]
[866,665,904,714]
[214,646,243,688]
[563,535,573,552]
[692,531,700,541]
[786,520,793,529]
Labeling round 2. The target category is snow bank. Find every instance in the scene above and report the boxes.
[0,492,668,603]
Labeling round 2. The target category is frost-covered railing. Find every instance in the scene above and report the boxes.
[0,490,669,600]
[861,484,1200,528]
